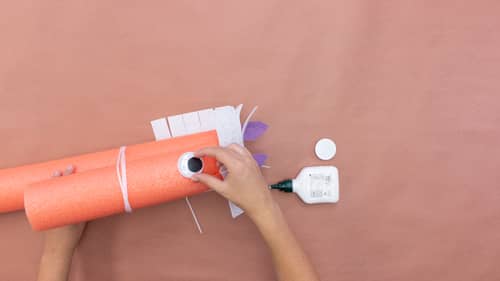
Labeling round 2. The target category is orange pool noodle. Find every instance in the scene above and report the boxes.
[0,130,219,213]
[24,132,220,230]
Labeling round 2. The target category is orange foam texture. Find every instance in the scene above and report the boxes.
[0,130,219,213]
[24,133,220,231]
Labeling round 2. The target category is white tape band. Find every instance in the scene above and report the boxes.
[116,146,133,213]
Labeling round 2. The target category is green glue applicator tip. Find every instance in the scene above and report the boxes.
[270,179,293,192]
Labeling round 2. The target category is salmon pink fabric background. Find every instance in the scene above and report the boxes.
[1,1,499,280]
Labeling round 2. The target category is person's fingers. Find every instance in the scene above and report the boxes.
[219,165,228,176]
[192,173,226,193]
[63,165,75,176]
[195,147,235,166]
[52,165,75,178]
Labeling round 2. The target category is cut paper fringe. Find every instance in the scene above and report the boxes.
[244,121,269,141]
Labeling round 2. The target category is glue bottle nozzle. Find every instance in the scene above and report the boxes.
[270,179,293,192]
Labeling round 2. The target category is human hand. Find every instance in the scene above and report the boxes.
[38,165,86,281]
[194,145,320,281]
[193,144,279,223]
[43,165,86,257]
[43,222,86,258]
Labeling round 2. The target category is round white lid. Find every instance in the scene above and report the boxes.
[315,138,336,160]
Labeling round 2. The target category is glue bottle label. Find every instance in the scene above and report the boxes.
[293,166,339,204]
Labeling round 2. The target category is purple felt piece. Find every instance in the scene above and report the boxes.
[252,153,268,166]
[243,121,269,141]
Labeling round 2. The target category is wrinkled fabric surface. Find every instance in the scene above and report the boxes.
[1,1,500,280]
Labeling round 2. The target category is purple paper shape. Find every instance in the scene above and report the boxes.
[253,153,268,166]
[244,121,268,141]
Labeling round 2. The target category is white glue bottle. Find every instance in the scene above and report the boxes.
[270,166,339,204]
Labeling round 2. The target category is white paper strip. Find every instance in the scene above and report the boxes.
[198,109,216,131]
[150,118,171,140]
[167,114,187,137]
[182,112,201,133]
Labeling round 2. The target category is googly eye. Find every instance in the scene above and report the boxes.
[178,152,204,178]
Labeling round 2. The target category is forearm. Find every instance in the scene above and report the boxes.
[252,205,320,281]
[37,250,73,281]
[193,145,320,280]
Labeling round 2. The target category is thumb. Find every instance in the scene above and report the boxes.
[193,173,226,193]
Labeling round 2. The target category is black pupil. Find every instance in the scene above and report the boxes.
[187,157,203,172]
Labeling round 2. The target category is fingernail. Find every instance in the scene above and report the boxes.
[52,170,62,177]
[191,175,199,182]
[64,165,75,175]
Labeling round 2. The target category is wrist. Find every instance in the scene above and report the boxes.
[248,200,284,229]
[40,250,74,275]
[39,248,74,281]
[43,244,75,260]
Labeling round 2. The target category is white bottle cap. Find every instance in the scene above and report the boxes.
[315,138,336,160]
